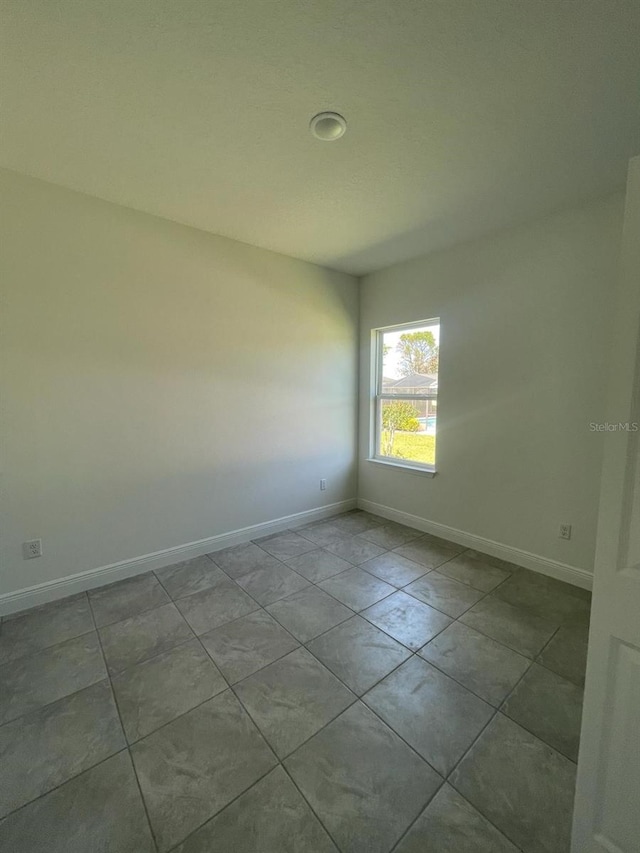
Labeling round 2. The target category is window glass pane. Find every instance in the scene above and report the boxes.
[379,398,436,466]
[376,319,439,467]
[380,322,439,396]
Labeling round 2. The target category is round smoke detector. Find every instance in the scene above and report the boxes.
[310,112,347,141]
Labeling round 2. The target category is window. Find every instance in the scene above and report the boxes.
[372,318,440,471]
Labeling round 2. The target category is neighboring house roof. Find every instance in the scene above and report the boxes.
[383,373,437,389]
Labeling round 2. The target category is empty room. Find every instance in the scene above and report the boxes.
[1,2,639,852]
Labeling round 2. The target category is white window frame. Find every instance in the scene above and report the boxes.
[370,318,439,474]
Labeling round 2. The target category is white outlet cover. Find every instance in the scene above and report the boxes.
[22,539,43,559]
[559,524,572,540]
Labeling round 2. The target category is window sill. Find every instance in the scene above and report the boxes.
[366,458,437,478]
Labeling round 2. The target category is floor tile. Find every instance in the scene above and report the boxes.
[255,530,317,560]
[405,571,485,618]
[209,542,283,580]
[537,622,589,686]
[354,510,386,523]
[493,570,592,625]
[451,713,576,853]
[360,551,428,587]
[131,690,276,852]
[200,609,298,684]
[394,535,463,569]
[318,567,395,611]
[307,615,411,695]
[0,593,94,666]
[285,702,441,853]
[175,579,259,635]
[324,536,387,565]
[394,783,519,853]
[460,596,558,658]
[357,522,422,549]
[0,751,155,853]
[501,663,583,761]
[436,552,512,592]
[0,680,125,819]
[266,586,353,642]
[298,521,349,549]
[234,561,309,606]
[174,766,337,853]
[463,549,521,573]
[155,555,227,600]
[331,512,383,535]
[234,647,355,757]
[285,548,353,582]
[88,572,170,628]
[364,657,493,776]
[99,602,193,673]
[112,638,227,742]
[0,632,106,724]
[419,621,530,706]
[362,590,451,650]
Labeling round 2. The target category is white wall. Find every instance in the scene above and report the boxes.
[359,194,625,576]
[0,169,358,600]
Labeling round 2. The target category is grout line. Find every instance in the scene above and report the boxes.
[271,609,356,646]
[88,580,175,631]
[414,647,512,710]
[0,677,109,731]
[534,653,587,688]
[0,629,101,729]
[0,746,133,825]
[163,762,280,853]
[317,583,398,615]
[388,771,518,853]
[196,629,300,690]
[0,607,97,669]
[121,690,229,747]
[1,589,90,623]
[225,633,445,851]
[443,706,499,785]
[264,579,397,647]
[437,629,570,848]
[495,625,582,765]
[341,698,447,825]
[226,680,346,851]
[356,681,450,780]
[445,706,572,852]
[106,632,198,679]
[360,606,452,653]
[399,578,492,621]
[230,668,360,764]
[223,612,450,792]
[303,639,415,702]
[87,594,161,853]
[278,761,346,851]
[98,607,362,752]
[498,624,561,713]
[0,587,561,754]
[448,614,551,659]
[2,518,588,852]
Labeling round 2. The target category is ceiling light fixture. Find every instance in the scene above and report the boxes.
[310,112,347,141]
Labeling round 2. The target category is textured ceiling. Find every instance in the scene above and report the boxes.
[2,0,639,274]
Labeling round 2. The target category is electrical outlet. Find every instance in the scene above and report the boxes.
[320,479,327,491]
[23,539,43,559]
[559,524,572,541]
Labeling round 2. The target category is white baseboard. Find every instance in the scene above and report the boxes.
[358,498,593,591]
[0,499,357,617]
[1,494,592,617]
